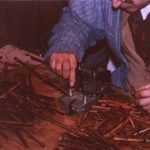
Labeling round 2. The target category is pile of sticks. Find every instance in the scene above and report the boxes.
[0,80,66,148]
[56,99,150,150]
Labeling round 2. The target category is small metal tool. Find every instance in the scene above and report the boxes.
[60,64,111,115]
[68,88,74,97]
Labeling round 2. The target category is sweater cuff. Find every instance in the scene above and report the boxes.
[44,43,84,62]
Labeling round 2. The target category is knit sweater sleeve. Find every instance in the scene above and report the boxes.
[44,0,105,61]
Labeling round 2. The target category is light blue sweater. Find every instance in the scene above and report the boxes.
[45,0,129,89]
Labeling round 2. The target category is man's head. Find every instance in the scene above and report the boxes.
[112,0,150,12]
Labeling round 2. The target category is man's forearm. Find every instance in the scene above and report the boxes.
[45,6,97,62]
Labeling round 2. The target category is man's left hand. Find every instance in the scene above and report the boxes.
[135,83,150,113]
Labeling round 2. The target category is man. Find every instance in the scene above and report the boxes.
[45,0,150,112]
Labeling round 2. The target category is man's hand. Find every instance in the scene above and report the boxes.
[135,83,150,113]
[49,53,77,87]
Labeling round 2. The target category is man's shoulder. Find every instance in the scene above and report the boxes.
[69,0,110,9]
[69,0,112,23]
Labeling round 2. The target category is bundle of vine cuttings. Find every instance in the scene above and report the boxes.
[56,99,150,150]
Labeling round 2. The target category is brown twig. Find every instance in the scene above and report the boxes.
[0,81,22,99]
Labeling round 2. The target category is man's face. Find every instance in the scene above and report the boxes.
[112,0,150,12]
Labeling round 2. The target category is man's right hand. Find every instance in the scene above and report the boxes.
[49,53,77,87]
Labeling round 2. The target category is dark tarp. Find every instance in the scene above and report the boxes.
[0,0,68,53]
